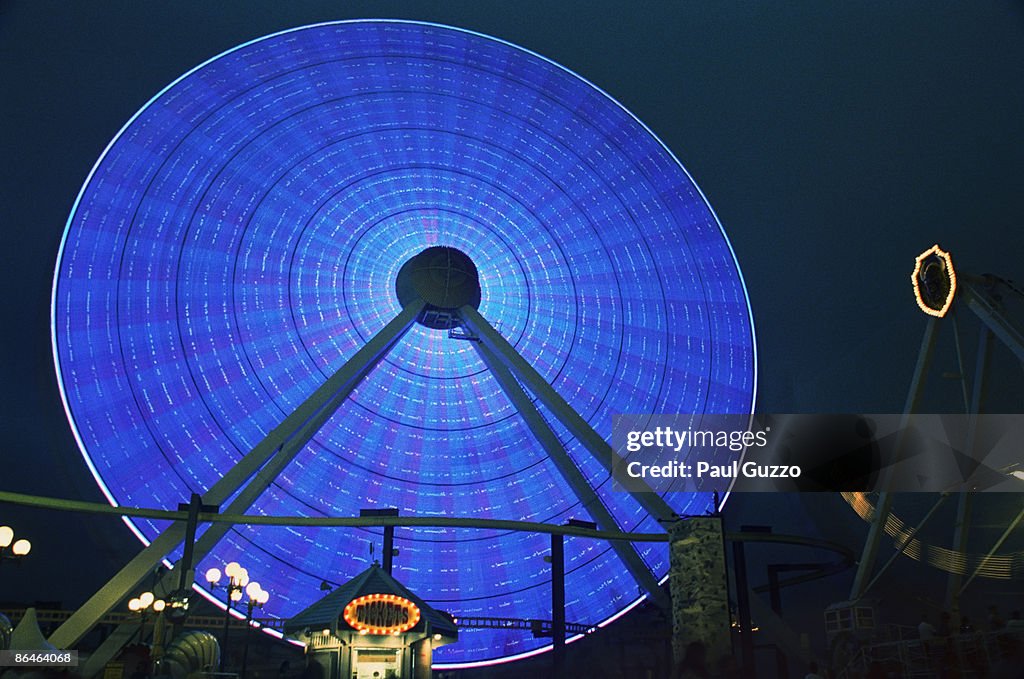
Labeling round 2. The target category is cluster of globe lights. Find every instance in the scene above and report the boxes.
[50,21,756,665]
[128,591,164,614]
[0,526,31,559]
[206,562,271,606]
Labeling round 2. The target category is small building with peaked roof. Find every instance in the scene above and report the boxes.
[284,564,457,679]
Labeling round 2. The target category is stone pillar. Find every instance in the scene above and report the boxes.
[669,517,731,668]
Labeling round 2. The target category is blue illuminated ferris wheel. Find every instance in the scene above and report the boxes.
[51,20,756,665]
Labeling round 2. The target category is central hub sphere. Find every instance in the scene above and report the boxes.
[395,246,482,328]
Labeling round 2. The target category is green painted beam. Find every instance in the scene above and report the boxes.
[0,490,667,542]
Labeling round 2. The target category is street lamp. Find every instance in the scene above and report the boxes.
[205,561,251,672]
[240,581,270,679]
[0,526,31,565]
[127,591,165,644]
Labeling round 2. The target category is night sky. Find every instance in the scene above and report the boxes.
[1,0,1023,649]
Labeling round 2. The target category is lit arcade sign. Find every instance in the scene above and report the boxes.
[912,245,957,317]
[343,594,421,635]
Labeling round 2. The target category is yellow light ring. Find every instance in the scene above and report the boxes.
[841,492,1020,579]
[342,593,421,635]
[912,244,957,317]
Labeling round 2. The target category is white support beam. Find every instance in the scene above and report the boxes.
[459,305,678,524]
[51,300,424,658]
[474,339,669,608]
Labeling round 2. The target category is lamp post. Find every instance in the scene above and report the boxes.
[205,561,250,672]
[240,582,270,679]
[0,526,31,566]
[127,591,165,643]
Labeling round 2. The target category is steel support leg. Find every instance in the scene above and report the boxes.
[946,326,991,614]
[383,525,395,575]
[964,282,1024,362]
[459,305,676,524]
[950,309,971,411]
[856,493,948,600]
[767,567,787,679]
[958,504,1024,595]
[732,539,755,676]
[51,301,424,657]
[850,316,939,600]
[475,340,668,607]
[551,533,566,679]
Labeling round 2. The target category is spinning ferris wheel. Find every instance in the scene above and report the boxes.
[49,21,756,667]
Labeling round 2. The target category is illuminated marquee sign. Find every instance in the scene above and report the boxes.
[343,594,421,635]
[912,244,957,317]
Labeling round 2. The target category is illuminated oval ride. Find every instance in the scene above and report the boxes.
[51,20,756,665]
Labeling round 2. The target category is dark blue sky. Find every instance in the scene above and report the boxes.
[1,0,1022,640]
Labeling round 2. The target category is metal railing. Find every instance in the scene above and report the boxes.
[453,616,596,635]
[0,609,287,632]
[836,629,1024,679]
[1,609,597,637]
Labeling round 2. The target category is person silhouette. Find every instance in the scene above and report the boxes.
[672,641,710,679]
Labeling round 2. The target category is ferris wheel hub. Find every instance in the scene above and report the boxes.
[395,246,482,328]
